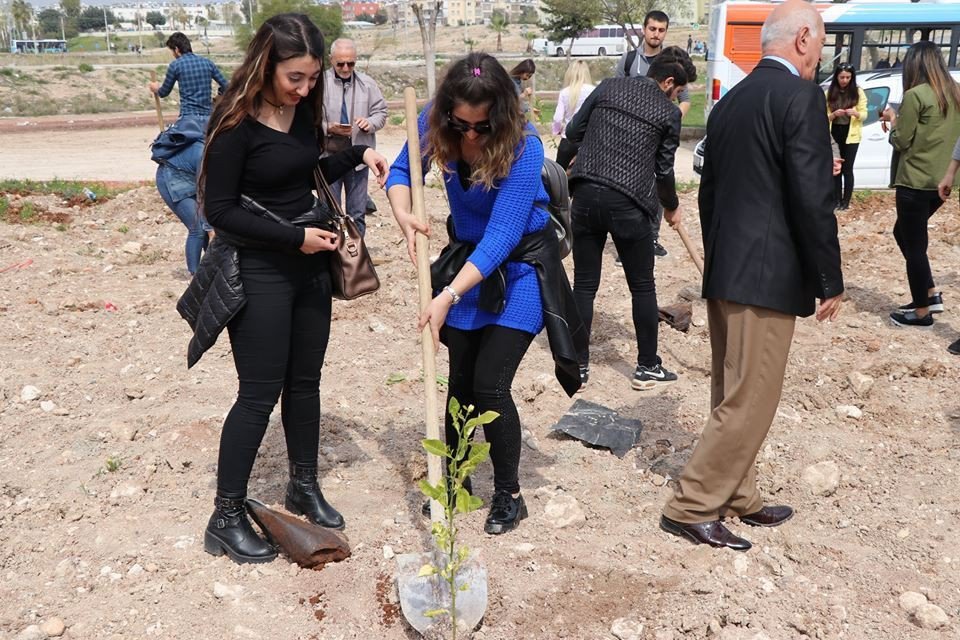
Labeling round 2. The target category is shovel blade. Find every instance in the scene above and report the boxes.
[395,550,488,637]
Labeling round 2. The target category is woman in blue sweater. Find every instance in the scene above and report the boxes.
[387,53,551,535]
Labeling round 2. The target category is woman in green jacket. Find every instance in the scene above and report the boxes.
[882,41,960,328]
[826,63,868,210]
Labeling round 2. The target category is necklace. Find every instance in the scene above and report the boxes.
[263,96,284,115]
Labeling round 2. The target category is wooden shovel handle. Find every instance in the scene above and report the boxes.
[674,223,704,276]
[150,70,164,132]
[404,88,444,522]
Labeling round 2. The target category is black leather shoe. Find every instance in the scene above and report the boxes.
[484,490,528,535]
[204,496,278,564]
[285,462,345,530]
[421,476,473,518]
[739,505,794,527]
[659,515,752,551]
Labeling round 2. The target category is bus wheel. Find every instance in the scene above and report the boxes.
[598,47,606,56]
[556,47,564,56]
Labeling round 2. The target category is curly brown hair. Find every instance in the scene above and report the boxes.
[426,53,527,190]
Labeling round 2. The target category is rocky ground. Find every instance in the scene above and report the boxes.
[1,177,959,640]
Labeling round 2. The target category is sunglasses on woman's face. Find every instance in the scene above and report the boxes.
[446,114,493,135]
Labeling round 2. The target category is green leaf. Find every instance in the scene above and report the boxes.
[465,410,500,430]
[418,479,443,501]
[424,608,448,618]
[421,438,450,459]
[467,495,483,511]
[418,564,437,577]
[436,374,449,386]
[459,582,470,591]
[455,487,471,514]
[447,397,461,421]
[467,442,491,465]
[385,372,407,385]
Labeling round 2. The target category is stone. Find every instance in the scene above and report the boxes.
[914,603,949,629]
[611,617,644,640]
[847,371,875,397]
[108,422,138,442]
[802,461,841,496]
[733,555,749,576]
[835,404,862,420]
[382,545,395,560]
[40,617,65,637]
[20,385,41,402]
[543,494,586,529]
[121,241,143,255]
[213,582,244,600]
[109,483,144,500]
[40,400,55,412]
[15,625,46,640]
[899,591,927,614]
[513,543,535,554]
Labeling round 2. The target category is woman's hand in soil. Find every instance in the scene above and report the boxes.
[300,228,339,254]
[362,148,390,189]
[418,294,451,352]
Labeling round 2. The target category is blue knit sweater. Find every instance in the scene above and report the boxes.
[387,108,551,334]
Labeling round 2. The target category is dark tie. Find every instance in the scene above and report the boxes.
[340,81,350,125]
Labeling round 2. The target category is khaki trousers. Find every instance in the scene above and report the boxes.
[663,299,796,523]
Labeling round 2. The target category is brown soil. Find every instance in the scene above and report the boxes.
[1,173,959,640]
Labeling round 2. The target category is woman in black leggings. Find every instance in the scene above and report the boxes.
[826,63,867,210]
[197,14,388,564]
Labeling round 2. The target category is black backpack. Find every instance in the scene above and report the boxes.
[623,49,638,77]
[524,130,572,258]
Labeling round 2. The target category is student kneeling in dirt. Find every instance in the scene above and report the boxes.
[387,53,585,535]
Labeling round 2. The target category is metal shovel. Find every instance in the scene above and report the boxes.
[394,87,488,638]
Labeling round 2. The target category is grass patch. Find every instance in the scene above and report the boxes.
[0,179,136,201]
[18,202,36,221]
[78,62,94,73]
[676,179,700,193]
[0,67,14,77]
[0,196,9,216]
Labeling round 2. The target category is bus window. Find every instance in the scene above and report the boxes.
[818,31,853,82]
[863,87,890,127]
[860,28,923,70]
[599,28,609,37]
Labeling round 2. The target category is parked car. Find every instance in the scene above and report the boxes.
[692,68,960,189]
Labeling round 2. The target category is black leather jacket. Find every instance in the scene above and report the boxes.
[431,218,587,397]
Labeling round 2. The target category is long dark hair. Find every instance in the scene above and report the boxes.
[427,53,526,189]
[902,40,960,116]
[509,58,536,78]
[827,63,859,110]
[199,14,326,198]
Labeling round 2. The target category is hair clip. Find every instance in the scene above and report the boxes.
[472,67,482,77]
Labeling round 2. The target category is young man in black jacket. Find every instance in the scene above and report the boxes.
[565,48,696,391]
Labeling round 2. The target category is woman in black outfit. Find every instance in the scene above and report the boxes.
[198,13,389,564]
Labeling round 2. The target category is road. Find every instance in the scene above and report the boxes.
[0,123,700,183]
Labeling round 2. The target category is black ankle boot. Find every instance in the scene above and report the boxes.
[484,490,528,535]
[204,495,277,564]
[285,462,345,530]
[421,476,473,518]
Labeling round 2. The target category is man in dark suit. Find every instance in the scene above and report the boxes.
[660,0,844,551]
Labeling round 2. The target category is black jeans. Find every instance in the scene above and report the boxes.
[894,187,943,308]
[444,325,535,495]
[217,249,333,497]
[831,124,859,207]
[571,181,658,368]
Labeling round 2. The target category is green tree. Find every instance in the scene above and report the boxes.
[488,10,508,52]
[77,6,116,32]
[145,10,166,29]
[11,0,33,38]
[234,0,342,50]
[59,0,80,19]
[540,0,600,60]
[205,3,219,21]
[37,8,63,38]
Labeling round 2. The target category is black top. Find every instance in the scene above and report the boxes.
[698,59,843,318]
[204,102,367,249]
[565,76,680,216]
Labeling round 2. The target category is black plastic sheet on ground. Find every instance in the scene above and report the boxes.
[551,399,643,458]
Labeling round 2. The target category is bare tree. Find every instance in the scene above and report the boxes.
[411,0,441,97]
[600,0,652,49]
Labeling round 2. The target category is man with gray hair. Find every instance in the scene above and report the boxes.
[660,0,844,551]
[323,38,388,237]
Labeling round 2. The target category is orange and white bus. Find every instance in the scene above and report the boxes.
[705,1,960,118]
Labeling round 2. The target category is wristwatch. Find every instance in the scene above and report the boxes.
[443,285,462,305]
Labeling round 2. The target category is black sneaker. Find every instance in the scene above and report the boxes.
[632,363,678,390]
[653,241,668,258]
[949,338,960,356]
[890,310,934,327]
[578,365,590,392]
[484,491,528,535]
[898,292,944,314]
